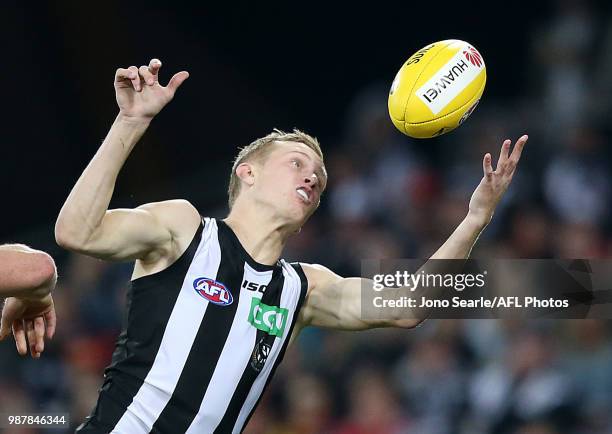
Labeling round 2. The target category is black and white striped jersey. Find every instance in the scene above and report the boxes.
[76,217,308,434]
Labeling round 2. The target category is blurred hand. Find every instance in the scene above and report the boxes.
[468,135,528,225]
[0,293,56,359]
[115,58,189,122]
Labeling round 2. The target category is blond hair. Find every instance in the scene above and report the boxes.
[228,129,323,209]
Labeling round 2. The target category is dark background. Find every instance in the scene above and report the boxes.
[1,0,554,241]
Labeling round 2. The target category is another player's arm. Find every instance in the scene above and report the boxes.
[0,244,56,298]
[55,59,192,262]
[0,244,57,359]
[299,135,528,331]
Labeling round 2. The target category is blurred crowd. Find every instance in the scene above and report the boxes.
[2,1,612,433]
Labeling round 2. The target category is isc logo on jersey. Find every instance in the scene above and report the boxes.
[193,277,234,306]
[388,40,486,138]
[242,279,267,293]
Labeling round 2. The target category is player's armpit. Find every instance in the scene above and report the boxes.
[55,199,200,263]
[300,263,419,331]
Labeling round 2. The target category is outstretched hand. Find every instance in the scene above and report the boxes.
[468,135,528,225]
[115,58,189,121]
[0,294,56,359]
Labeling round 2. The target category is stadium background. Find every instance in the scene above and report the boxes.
[2,1,612,433]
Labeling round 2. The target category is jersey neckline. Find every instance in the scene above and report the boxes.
[217,219,279,272]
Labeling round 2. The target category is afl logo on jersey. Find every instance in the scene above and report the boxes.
[193,278,234,306]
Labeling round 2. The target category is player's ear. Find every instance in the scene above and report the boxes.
[236,162,256,187]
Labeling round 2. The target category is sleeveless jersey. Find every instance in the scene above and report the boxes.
[76,217,308,433]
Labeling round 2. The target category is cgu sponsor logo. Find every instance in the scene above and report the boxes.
[248,298,288,337]
[420,59,469,103]
[193,277,234,306]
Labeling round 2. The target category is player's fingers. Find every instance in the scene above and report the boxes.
[148,58,162,79]
[139,65,155,86]
[115,67,137,83]
[127,66,141,91]
[0,305,11,341]
[497,139,511,171]
[166,71,189,95]
[26,319,38,357]
[505,159,517,178]
[483,153,493,180]
[12,320,27,356]
[34,317,45,354]
[0,321,9,341]
[0,321,7,341]
[44,307,56,339]
[509,134,528,163]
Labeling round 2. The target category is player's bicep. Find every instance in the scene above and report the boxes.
[311,277,371,330]
[301,264,373,331]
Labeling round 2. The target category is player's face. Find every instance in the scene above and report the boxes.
[256,141,327,225]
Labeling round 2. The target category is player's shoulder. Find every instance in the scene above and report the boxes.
[137,199,198,216]
[137,199,201,239]
[296,263,342,292]
[131,200,202,278]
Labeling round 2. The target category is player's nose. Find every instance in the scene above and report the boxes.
[304,173,318,186]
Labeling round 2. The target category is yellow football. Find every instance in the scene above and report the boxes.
[388,40,486,139]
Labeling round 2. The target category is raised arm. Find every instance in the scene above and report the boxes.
[299,135,528,331]
[55,59,194,262]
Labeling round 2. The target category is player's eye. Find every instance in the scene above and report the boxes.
[291,159,300,168]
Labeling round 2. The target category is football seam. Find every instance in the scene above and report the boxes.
[406,75,486,125]
[403,41,454,123]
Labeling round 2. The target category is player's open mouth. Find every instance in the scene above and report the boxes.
[296,187,312,204]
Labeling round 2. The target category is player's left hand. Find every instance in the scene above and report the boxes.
[468,135,528,225]
[0,294,56,359]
